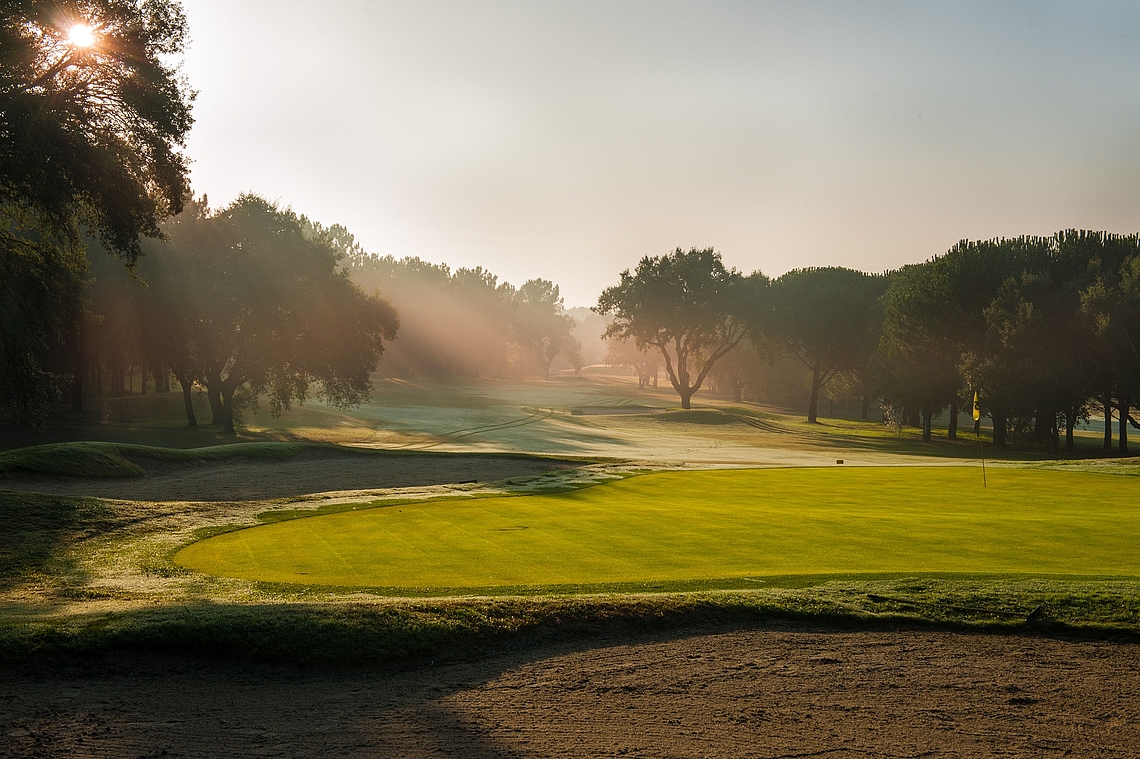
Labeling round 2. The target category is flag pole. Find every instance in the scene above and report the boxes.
[973,391,986,488]
[980,438,986,488]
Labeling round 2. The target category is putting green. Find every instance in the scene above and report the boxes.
[175,467,1140,590]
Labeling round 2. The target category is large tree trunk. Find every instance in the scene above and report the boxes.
[679,388,694,410]
[1119,397,1129,455]
[1105,390,1114,450]
[807,363,821,423]
[207,375,224,426]
[991,409,1008,447]
[861,394,871,420]
[221,386,237,435]
[177,374,197,429]
[1065,411,1075,451]
[947,398,958,440]
[921,404,932,442]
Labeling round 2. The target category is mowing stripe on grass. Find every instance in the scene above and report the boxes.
[174,467,1140,591]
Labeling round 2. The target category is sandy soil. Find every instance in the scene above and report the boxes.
[3,624,1137,758]
[0,449,578,501]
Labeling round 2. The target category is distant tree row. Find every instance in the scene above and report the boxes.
[596,248,883,418]
[596,236,1140,454]
[346,253,581,379]
[878,231,1140,453]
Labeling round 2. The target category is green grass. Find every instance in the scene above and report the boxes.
[175,467,1140,592]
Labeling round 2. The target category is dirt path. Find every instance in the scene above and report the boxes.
[0,449,578,501]
[3,625,1137,758]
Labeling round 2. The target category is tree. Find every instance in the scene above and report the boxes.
[767,267,887,423]
[597,247,765,409]
[1082,245,1140,454]
[707,340,765,403]
[603,336,660,388]
[878,263,964,441]
[139,195,398,434]
[0,0,194,424]
[510,279,578,377]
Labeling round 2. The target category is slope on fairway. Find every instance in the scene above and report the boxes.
[175,467,1140,591]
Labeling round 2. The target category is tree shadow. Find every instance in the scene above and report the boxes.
[0,490,113,592]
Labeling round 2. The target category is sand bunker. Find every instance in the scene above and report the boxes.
[2,624,1136,757]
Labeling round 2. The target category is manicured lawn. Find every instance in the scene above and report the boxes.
[175,467,1140,591]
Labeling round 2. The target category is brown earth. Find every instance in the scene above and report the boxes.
[0,449,579,501]
[3,624,1138,758]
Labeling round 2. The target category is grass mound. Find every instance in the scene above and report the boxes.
[0,490,116,585]
[176,467,1140,592]
[0,441,306,478]
[4,579,1139,664]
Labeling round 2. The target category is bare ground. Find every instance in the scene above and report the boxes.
[0,449,579,501]
[3,624,1138,758]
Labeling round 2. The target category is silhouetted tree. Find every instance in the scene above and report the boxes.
[767,267,886,423]
[0,0,193,424]
[1081,241,1140,454]
[138,196,398,433]
[510,279,578,377]
[597,248,766,409]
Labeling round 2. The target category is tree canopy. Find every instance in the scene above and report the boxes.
[0,0,194,425]
[136,195,398,434]
[510,279,579,378]
[597,247,766,409]
[767,267,886,423]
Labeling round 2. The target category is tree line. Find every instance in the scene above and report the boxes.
[346,253,580,379]
[34,196,586,434]
[596,237,1140,453]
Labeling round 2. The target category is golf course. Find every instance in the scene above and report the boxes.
[4,375,1140,757]
[177,467,1140,589]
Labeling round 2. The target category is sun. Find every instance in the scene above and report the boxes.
[66,23,97,48]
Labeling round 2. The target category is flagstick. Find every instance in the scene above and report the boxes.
[980,437,986,488]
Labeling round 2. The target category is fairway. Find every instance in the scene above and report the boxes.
[175,467,1140,591]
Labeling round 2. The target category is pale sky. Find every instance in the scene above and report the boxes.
[179,1,1140,306]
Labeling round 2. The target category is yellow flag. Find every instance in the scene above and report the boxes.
[972,391,981,421]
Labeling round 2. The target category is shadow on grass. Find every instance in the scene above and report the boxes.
[0,491,112,592]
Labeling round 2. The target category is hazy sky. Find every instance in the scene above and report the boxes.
[179,1,1140,306]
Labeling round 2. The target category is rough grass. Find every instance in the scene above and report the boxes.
[0,441,308,478]
[176,467,1140,590]
[3,579,1139,665]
